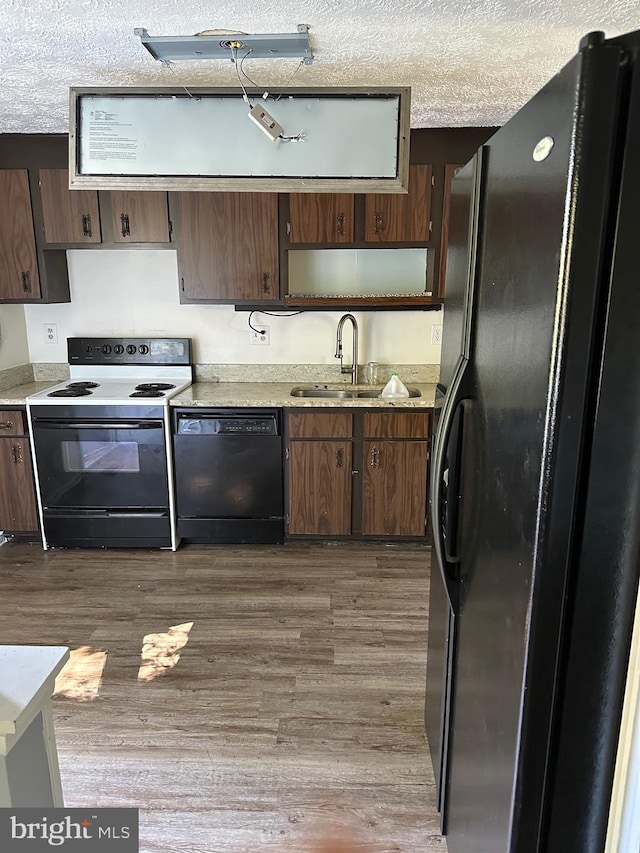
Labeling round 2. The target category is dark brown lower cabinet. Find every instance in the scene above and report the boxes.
[0,410,39,533]
[288,440,352,535]
[286,409,430,539]
[362,440,429,536]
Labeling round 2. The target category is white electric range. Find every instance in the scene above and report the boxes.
[26,337,193,551]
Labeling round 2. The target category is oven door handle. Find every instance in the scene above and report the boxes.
[32,421,163,430]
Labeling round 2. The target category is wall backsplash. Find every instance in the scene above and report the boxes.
[0,305,30,369]
[23,249,444,368]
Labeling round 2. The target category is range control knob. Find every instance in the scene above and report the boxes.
[138,344,150,355]
[126,344,137,355]
[114,344,125,355]
[102,344,112,354]
[84,345,93,353]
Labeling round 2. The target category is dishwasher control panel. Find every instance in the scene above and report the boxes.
[176,413,279,435]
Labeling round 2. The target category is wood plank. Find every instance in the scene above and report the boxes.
[0,438,39,531]
[109,191,169,242]
[39,169,101,243]
[362,441,428,536]
[289,193,355,243]
[0,541,441,851]
[364,411,430,439]
[0,170,41,299]
[288,441,352,535]
[288,411,353,439]
[0,409,26,434]
[364,164,432,242]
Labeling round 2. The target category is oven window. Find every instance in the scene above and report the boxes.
[61,440,141,473]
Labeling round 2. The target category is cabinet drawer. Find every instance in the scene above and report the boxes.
[364,411,429,439]
[0,410,26,435]
[288,411,352,439]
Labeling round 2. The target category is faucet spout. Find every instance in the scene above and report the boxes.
[335,314,359,385]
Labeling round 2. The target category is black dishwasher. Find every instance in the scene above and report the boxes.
[173,408,284,544]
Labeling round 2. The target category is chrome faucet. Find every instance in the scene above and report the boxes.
[335,313,359,384]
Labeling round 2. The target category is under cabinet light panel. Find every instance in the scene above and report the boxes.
[134,26,314,64]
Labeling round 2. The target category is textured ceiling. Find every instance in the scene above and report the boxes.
[2,1,639,133]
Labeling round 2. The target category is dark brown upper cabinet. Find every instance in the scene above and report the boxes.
[0,170,41,299]
[288,193,355,243]
[39,169,102,244]
[108,191,170,243]
[174,191,279,303]
[364,164,432,243]
[0,169,69,304]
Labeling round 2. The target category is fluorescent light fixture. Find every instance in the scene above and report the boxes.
[134,25,314,65]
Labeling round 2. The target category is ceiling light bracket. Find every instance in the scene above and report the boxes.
[134,25,314,65]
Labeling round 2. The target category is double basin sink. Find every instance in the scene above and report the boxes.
[290,385,421,399]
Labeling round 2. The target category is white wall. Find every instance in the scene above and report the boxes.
[0,305,30,368]
[24,250,443,366]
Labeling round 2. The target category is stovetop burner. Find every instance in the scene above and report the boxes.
[135,383,176,391]
[129,390,165,398]
[67,381,100,389]
[47,388,93,398]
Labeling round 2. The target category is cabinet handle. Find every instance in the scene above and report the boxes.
[82,213,93,237]
[336,448,344,469]
[180,277,185,292]
[370,447,380,468]
[12,443,23,464]
[0,421,14,430]
[263,272,271,294]
[374,213,384,234]
[337,213,345,236]
[120,213,131,237]
[21,271,32,293]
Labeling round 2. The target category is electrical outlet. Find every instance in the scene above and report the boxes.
[44,323,58,344]
[250,325,270,346]
[430,324,443,346]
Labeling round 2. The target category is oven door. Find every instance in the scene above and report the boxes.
[30,416,168,510]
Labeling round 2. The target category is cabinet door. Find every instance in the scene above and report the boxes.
[364,164,432,243]
[176,192,278,301]
[0,170,41,299]
[362,440,428,536]
[0,437,39,531]
[109,191,170,243]
[39,169,101,243]
[288,440,352,535]
[289,193,355,243]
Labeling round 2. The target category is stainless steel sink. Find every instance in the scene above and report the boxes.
[290,385,421,399]
[290,387,353,399]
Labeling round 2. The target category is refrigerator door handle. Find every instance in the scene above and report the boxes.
[431,356,470,614]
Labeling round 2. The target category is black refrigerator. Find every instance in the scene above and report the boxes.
[425,28,640,853]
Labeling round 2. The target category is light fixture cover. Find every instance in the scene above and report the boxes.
[134,25,314,65]
[68,86,411,193]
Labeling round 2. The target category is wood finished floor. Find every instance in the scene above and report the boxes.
[0,541,445,853]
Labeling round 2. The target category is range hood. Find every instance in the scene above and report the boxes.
[69,87,410,193]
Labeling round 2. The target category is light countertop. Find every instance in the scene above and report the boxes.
[0,382,60,406]
[171,382,437,408]
[0,381,437,409]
